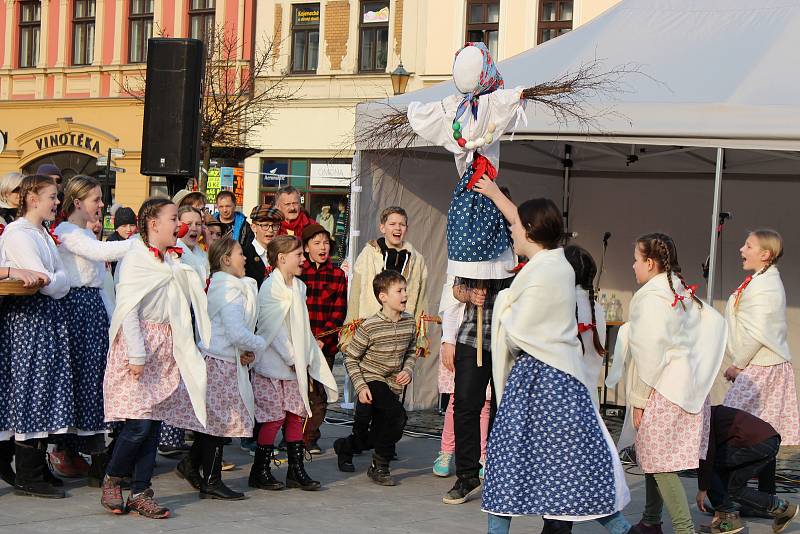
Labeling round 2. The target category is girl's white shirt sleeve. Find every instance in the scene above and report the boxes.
[121,304,147,365]
[55,222,132,288]
[220,298,267,354]
[1,222,69,299]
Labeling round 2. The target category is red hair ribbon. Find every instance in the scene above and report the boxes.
[510,261,528,274]
[148,246,162,259]
[577,322,595,333]
[671,294,685,308]
[166,246,183,257]
[204,277,211,293]
[48,226,61,246]
[733,275,753,307]
[687,284,699,295]
[0,224,5,237]
[466,154,498,190]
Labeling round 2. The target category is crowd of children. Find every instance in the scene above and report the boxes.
[0,171,799,534]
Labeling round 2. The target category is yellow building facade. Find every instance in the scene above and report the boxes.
[243,0,622,216]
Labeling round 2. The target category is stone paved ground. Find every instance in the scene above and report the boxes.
[0,415,797,534]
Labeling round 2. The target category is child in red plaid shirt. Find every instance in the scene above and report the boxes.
[299,223,347,453]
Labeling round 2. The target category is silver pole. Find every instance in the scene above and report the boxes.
[341,150,362,410]
[707,147,724,303]
[562,144,572,229]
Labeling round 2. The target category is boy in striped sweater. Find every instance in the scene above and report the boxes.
[335,270,418,486]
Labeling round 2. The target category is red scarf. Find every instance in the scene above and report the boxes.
[280,211,316,237]
[148,246,183,260]
[466,154,498,190]
[577,322,595,333]
[733,275,753,307]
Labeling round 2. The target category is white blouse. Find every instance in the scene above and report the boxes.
[54,221,132,288]
[0,218,70,299]
[201,294,267,361]
[177,239,210,282]
[253,320,297,381]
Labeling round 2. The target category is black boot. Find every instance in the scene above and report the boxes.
[175,439,203,490]
[87,451,110,488]
[367,454,396,486]
[333,437,355,472]
[199,439,245,500]
[0,439,15,486]
[14,440,65,498]
[248,444,284,490]
[541,518,574,534]
[285,441,320,491]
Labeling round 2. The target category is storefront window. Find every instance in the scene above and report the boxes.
[261,159,290,188]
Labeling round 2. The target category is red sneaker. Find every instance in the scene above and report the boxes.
[127,489,170,519]
[49,450,90,478]
[100,475,126,515]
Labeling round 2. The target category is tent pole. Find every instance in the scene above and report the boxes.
[341,150,362,410]
[707,147,724,303]
[562,144,572,230]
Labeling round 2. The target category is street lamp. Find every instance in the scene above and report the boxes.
[390,62,411,95]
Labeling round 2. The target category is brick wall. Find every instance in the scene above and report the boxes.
[273,4,283,65]
[393,0,403,58]
[324,1,350,70]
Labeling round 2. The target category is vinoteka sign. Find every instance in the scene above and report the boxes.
[35,132,102,153]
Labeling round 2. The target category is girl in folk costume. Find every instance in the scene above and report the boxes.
[101,198,211,519]
[607,233,726,534]
[474,179,631,534]
[251,235,338,492]
[433,275,492,479]
[723,230,800,501]
[177,206,210,283]
[157,205,210,458]
[0,175,73,499]
[173,235,263,500]
[564,245,608,410]
[52,176,133,483]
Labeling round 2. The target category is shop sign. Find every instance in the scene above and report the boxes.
[34,132,102,154]
[310,162,351,187]
[294,4,320,25]
[206,167,222,203]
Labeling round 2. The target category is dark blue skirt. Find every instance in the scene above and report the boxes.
[482,354,617,517]
[0,292,74,437]
[63,287,109,433]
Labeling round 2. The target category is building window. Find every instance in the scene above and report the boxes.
[466,0,499,59]
[19,0,41,68]
[291,3,320,73]
[189,0,215,42]
[538,0,573,43]
[358,1,389,73]
[72,0,96,65]
[129,0,153,63]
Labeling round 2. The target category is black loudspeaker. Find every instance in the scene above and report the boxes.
[140,38,205,177]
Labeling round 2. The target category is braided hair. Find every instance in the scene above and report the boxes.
[564,245,607,357]
[637,233,703,310]
[137,197,173,255]
[750,229,783,276]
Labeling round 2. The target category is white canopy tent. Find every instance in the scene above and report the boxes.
[349,0,800,410]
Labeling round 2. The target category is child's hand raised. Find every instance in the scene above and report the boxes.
[358,388,373,405]
[396,370,412,386]
[473,176,500,199]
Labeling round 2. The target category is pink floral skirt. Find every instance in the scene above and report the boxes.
[252,373,306,423]
[635,391,710,473]
[104,322,181,421]
[159,356,253,437]
[723,362,800,446]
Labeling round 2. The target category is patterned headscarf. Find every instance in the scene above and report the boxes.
[453,42,504,123]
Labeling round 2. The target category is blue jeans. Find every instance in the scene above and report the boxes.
[487,512,630,534]
[106,419,162,494]
[488,514,512,534]
[709,435,780,513]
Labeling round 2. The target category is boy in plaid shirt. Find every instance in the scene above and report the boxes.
[299,223,348,454]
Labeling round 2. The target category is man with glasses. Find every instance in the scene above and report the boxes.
[243,205,284,287]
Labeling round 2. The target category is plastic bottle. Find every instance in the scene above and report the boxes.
[599,293,608,320]
[609,294,619,322]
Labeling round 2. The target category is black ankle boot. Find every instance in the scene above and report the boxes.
[175,438,203,490]
[285,441,320,491]
[14,440,65,498]
[87,452,110,488]
[0,439,15,486]
[333,437,355,472]
[199,441,245,500]
[248,444,284,490]
[367,454,395,486]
